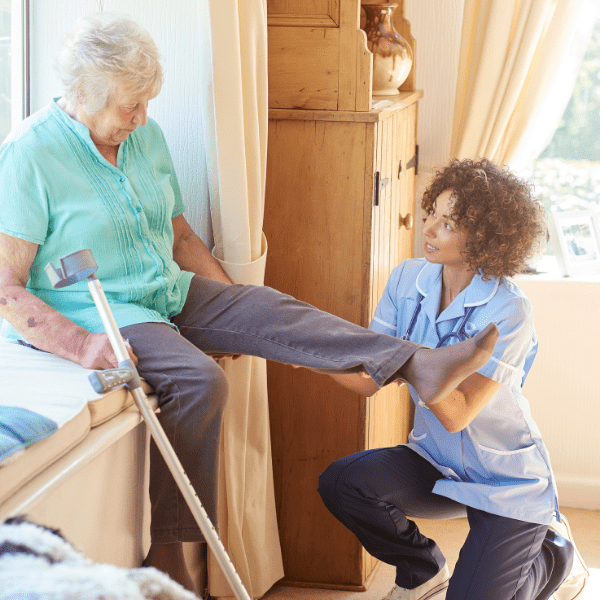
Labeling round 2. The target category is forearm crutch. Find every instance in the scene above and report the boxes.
[45,249,252,600]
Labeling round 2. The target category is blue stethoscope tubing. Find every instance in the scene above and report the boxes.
[402,293,477,348]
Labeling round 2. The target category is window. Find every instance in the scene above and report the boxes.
[518,12,600,258]
[1,0,28,143]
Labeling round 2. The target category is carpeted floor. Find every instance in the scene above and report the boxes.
[263,507,599,600]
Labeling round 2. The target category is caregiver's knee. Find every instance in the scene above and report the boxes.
[318,461,340,507]
[318,457,363,511]
[546,529,575,584]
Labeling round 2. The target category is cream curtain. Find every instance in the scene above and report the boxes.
[451,0,589,166]
[195,1,284,598]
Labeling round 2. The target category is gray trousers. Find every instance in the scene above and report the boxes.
[121,276,420,544]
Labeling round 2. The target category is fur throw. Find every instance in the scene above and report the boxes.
[0,517,199,600]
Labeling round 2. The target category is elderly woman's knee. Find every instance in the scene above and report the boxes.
[156,352,229,418]
[191,356,229,412]
[207,360,229,407]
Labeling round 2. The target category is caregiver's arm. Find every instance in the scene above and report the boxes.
[329,370,500,433]
[0,232,132,369]
[328,372,381,396]
[427,372,500,433]
[172,215,232,284]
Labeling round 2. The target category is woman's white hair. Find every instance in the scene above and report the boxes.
[57,12,163,114]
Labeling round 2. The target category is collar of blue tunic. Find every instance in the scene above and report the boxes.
[415,261,501,324]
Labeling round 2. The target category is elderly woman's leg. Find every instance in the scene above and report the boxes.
[121,322,228,593]
[172,276,496,403]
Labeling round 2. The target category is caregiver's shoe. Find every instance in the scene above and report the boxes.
[550,514,589,600]
[382,563,450,600]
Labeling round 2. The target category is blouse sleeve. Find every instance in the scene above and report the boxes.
[0,141,49,245]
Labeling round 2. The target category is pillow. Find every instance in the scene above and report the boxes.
[0,406,58,466]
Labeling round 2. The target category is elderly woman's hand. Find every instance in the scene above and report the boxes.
[78,332,138,370]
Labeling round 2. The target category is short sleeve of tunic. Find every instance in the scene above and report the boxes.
[369,263,406,336]
[476,291,537,391]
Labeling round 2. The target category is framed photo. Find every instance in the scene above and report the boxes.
[548,210,600,276]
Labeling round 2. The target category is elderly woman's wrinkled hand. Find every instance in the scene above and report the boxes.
[78,332,138,370]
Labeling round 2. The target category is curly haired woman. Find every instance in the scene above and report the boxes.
[319,159,588,600]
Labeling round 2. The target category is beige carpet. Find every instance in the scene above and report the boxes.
[263,507,599,600]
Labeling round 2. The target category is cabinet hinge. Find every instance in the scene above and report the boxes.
[406,144,419,176]
[373,171,390,206]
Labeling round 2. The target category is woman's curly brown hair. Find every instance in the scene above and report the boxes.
[421,158,547,280]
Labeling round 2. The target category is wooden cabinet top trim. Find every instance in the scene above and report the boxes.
[268,91,423,122]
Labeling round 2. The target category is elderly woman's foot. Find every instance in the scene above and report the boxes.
[143,542,199,595]
[401,323,499,405]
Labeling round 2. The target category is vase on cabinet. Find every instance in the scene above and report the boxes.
[361,3,413,95]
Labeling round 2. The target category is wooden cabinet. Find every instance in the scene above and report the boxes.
[265,0,421,589]
[264,92,421,589]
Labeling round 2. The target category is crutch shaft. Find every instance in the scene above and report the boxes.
[87,273,252,600]
[87,276,131,366]
[130,387,252,600]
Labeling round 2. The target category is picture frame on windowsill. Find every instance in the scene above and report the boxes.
[548,210,600,277]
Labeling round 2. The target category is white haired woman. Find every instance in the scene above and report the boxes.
[0,13,498,595]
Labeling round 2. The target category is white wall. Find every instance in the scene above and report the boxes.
[403,0,464,258]
[30,0,212,244]
[517,273,600,510]
[405,0,600,510]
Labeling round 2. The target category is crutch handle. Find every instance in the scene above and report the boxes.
[89,368,134,393]
[44,249,98,288]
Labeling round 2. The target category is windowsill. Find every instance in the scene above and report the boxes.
[515,255,600,283]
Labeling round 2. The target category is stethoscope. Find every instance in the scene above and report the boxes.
[401,293,477,348]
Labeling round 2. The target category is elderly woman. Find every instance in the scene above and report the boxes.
[318,159,588,600]
[0,14,498,595]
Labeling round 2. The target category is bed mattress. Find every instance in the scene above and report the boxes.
[0,338,154,505]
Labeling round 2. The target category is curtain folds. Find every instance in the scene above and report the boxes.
[451,0,589,166]
[196,1,284,598]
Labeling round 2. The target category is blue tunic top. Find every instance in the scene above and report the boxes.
[370,258,559,525]
[0,100,194,338]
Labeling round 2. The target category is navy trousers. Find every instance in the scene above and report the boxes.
[318,446,574,600]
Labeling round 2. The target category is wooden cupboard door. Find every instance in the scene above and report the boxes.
[264,117,374,587]
[264,117,371,320]
[267,0,372,111]
[369,116,399,322]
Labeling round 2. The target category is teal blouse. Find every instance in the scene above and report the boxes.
[0,100,194,338]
